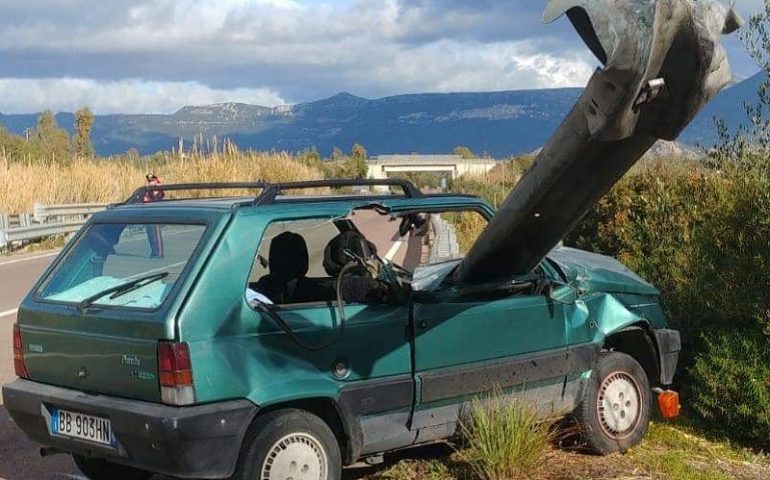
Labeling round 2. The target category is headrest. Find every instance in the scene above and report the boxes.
[323,230,377,276]
[269,232,309,279]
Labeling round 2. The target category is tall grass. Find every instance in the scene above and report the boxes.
[460,391,553,480]
[0,150,323,214]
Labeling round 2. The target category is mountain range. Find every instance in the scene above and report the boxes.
[0,73,764,158]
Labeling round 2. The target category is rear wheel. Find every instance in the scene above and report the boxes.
[232,408,342,480]
[73,455,152,480]
[574,351,651,454]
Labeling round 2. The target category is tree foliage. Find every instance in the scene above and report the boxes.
[346,143,369,178]
[27,111,71,163]
[709,1,770,174]
[453,145,475,159]
[73,107,95,158]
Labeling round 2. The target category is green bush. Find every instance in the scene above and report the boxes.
[564,160,770,446]
[567,161,770,344]
[689,329,770,447]
[460,392,553,480]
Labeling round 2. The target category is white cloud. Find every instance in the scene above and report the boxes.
[0,0,757,113]
[0,79,286,114]
[346,40,596,94]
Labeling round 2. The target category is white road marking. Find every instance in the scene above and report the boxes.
[384,239,405,262]
[0,308,19,318]
[0,251,59,267]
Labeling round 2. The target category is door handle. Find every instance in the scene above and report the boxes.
[418,321,428,329]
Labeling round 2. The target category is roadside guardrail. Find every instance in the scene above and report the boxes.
[33,202,107,224]
[429,215,461,263]
[0,202,107,249]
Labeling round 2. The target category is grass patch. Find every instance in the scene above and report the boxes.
[629,421,770,480]
[459,393,554,480]
[377,458,456,480]
[356,417,770,480]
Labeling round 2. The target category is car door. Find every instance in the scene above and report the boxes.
[410,265,582,431]
[246,213,417,455]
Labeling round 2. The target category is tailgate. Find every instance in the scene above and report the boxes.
[20,309,167,402]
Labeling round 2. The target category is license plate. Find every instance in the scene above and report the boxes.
[51,408,113,446]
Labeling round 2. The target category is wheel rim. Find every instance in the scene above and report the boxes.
[596,371,642,439]
[260,433,328,480]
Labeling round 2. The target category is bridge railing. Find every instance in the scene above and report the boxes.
[0,202,107,249]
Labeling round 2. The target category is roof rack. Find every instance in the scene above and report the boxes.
[123,179,421,205]
[256,179,422,205]
[125,182,270,204]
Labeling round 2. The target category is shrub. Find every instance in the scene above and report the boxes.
[460,391,553,480]
[566,162,770,348]
[688,329,770,447]
[564,160,770,446]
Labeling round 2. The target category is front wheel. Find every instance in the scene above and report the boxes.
[232,409,342,480]
[574,351,652,454]
[73,455,152,480]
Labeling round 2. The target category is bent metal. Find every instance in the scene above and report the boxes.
[1,2,740,480]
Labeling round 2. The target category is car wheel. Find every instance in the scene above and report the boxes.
[232,408,342,480]
[574,351,651,454]
[73,455,152,480]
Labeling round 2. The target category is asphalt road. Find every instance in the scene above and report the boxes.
[0,251,84,480]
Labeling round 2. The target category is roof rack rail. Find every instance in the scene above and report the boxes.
[256,179,422,205]
[124,182,270,204]
[122,179,422,205]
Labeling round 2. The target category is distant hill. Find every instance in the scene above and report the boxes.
[678,72,766,147]
[0,73,764,157]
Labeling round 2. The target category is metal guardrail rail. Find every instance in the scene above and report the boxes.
[0,202,107,248]
[429,215,461,264]
[33,202,107,224]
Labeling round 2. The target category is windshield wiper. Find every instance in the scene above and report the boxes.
[77,272,169,310]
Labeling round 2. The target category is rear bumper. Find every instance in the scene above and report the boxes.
[2,379,258,479]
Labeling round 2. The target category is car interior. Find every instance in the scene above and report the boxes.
[247,208,428,306]
[245,206,546,307]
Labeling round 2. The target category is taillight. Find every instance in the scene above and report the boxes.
[157,341,194,406]
[13,324,29,379]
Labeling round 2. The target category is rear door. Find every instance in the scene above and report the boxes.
[20,220,211,402]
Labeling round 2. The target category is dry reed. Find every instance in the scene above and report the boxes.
[0,151,323,214]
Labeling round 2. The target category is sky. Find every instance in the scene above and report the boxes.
[0,0,765,114]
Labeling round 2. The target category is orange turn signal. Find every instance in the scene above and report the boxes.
[657,390,681,419]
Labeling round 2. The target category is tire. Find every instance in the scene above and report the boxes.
[231,408,342,480]
[574,351,652,454]
[72,455,152,480]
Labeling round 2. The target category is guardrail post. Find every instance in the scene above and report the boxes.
[0,230,6,249]
[33,202,46,223]
[0,214,6,230]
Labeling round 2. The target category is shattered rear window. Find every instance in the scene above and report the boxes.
[38,223,206,310]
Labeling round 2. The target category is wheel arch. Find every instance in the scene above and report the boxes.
[603,323,660,387]
[251,396,361,466]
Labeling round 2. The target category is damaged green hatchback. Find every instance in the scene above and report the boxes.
[3,179,681,480]
[4,0,746,475]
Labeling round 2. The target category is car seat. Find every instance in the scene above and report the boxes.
[256,232,316,304]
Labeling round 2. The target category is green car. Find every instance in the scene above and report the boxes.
[3,179,680,480]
